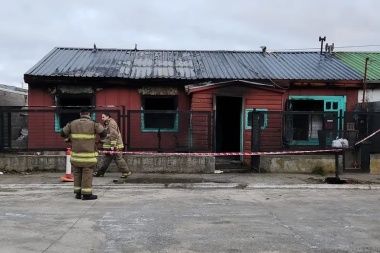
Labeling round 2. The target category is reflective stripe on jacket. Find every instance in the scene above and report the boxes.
[61,115,107,167]
[103,118,124,150]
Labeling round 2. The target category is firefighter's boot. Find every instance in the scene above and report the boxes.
[82,194,98,200]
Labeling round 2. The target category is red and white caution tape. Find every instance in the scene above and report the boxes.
[98,128,380,157]
[353,128,380,146]
[99,149,342,156]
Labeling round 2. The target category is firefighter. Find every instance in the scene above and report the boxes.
[61,107,107,200]
[93,111,131,178]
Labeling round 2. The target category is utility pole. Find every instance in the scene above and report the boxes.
[361,57,370,109]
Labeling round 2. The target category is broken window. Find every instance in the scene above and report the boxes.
[54,94,94,132]
[245,109,267,130]
[288,99,324,141]
[285,96,345,145]
[141,96,178,132]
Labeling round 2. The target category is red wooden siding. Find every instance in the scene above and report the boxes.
[27,85,67,149]
[191,93,214,151]
[190,84,284,158]
[26,82,359,154]
[96,87,191,151]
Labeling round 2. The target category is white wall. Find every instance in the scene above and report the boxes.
[358,89,380,103]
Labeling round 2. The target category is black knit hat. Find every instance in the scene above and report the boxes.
[80,107,90,113]
[102,111,111,117]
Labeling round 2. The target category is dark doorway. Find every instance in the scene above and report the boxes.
[215,96,242,152]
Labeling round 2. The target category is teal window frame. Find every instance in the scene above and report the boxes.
[141,95,179,133]
[54,113,96,132]
[288,95,346,145]
[141,111,179,133]
[245,108,268,130]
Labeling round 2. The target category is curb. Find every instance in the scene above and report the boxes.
[246,184,380,190]
[1,183,380,190]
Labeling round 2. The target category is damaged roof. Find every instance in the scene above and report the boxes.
[24,47,363,81]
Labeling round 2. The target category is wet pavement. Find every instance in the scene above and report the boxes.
[1,185,380,252]
[0,171,380,189]
[1,171,380,252]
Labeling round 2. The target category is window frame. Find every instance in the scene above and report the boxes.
[141,95,179,133]
[54,94,95,132]
[245,108,268,130]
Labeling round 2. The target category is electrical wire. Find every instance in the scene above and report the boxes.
[273,44,380,52]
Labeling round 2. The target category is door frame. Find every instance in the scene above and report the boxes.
[213,95,244,159]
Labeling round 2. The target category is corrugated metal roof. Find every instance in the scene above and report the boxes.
[334,52,380,81]
[25,47,363,81]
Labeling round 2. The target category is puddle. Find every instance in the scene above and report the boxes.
[306,177,377,184]
[122,177,204,184]
[0,189,18,192]
[117,177,232,184]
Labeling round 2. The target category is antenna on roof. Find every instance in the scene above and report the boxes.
[92,43,97,53]
[260,46,267,53]
[319,36,326,55]
[134,43,138,51]
[325,42,335,54]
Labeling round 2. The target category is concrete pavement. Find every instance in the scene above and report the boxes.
[0,171,380,189]
[1,187,380,252]
[1,172,380,252]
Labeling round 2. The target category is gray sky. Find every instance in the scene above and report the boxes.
[1,0,379,88]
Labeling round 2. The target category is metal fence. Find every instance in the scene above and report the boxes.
[250,110,342,152]
[0,106,122,151]
[344,111,380,152]
[127,110,213,152]
[2,106,380,154]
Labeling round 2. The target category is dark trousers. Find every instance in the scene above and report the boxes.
[73,166,95,195]
[96,153,128,174]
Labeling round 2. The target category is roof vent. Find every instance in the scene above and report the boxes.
[92,43,97,53]
[260,46,267,53]
[325,43,334,54]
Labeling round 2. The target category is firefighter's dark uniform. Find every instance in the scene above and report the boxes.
[61,110,107,200]
[94,117,130,178]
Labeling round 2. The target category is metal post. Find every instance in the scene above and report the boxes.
[0,110,4,151]
[127,110,131,151]
[121,105,126,151]
[335,151,340,178]
[208,111,212,151]
[7,112,11,149]
[251,110,261,172]
[213,110,216,152]
[189,111,193,152]
[319,36,326,55]
[361,57,370,109]
[157,128,162,152]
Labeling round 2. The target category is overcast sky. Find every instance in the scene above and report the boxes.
[1,0,379,88]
